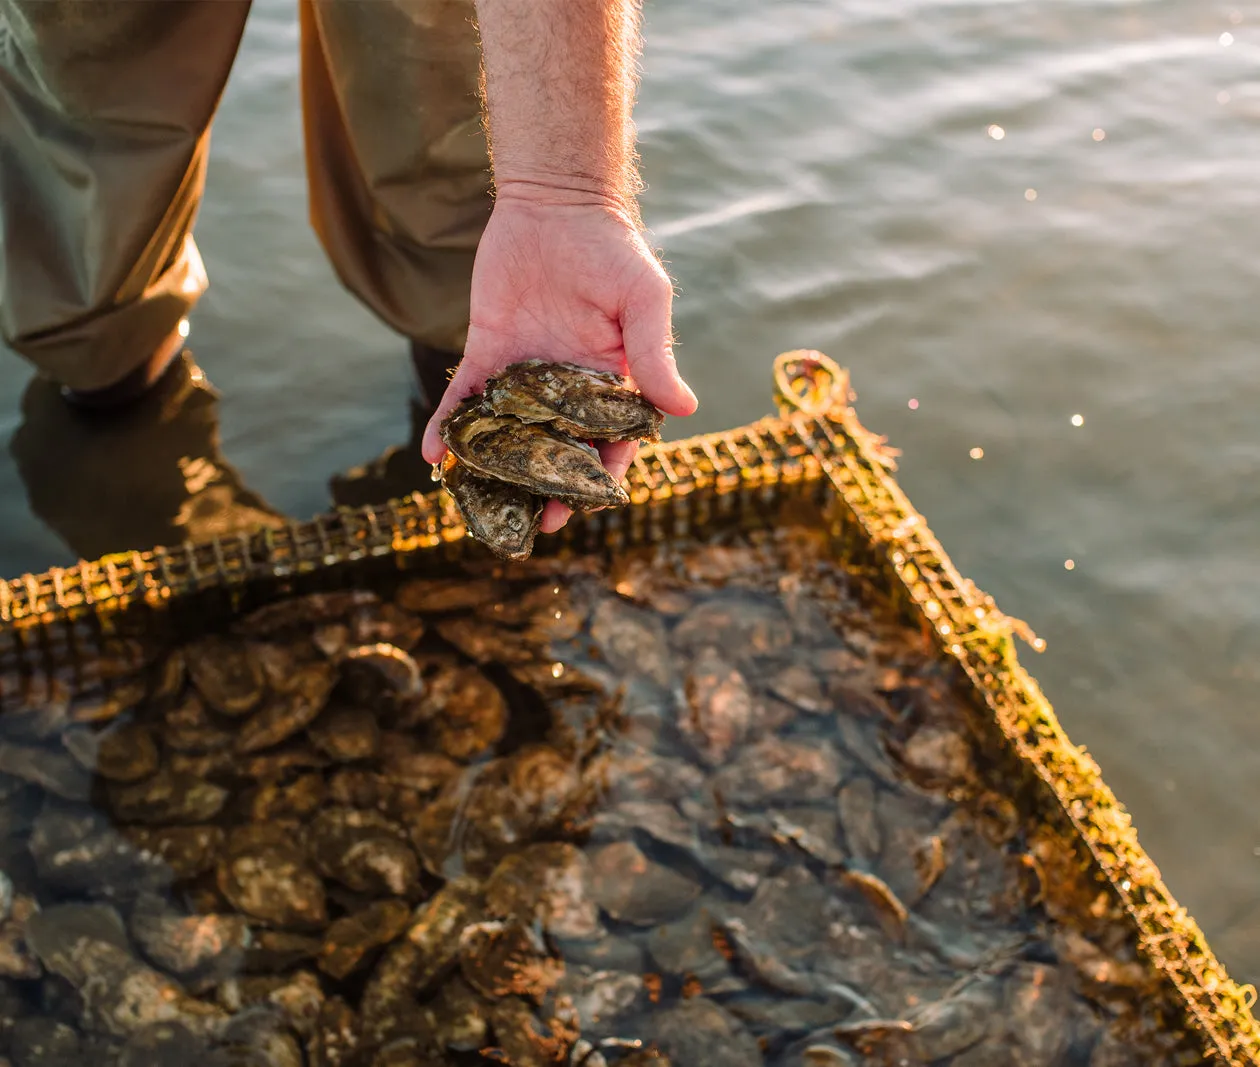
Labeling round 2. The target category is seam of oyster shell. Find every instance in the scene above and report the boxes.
[442,402,629,510]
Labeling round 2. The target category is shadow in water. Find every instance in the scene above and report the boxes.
[8,353,286,562]
[328,396,436,511]
[7,345,451,567]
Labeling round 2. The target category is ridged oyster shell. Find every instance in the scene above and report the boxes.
[442,460,544,563]
[441,400,628,510]
[485,359,663,443]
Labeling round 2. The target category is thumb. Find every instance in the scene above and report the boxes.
[621,272,698,419]
[421,358,492,465]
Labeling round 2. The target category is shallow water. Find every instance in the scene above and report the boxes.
[0,511,1197,1064]
[0,0,1258,989]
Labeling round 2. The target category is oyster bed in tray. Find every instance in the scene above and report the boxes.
[0,509,1202,1066]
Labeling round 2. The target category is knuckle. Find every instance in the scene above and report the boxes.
[646,263,674,294]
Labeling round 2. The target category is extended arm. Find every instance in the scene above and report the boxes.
[421,0,698,533]
[474,0,643,216]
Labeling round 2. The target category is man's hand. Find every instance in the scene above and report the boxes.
[421,186,696,533]
[420,0,696,534]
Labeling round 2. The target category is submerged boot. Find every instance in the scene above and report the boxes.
[60,335,186,412]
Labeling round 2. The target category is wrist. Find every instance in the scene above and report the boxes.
[494,175,643,227]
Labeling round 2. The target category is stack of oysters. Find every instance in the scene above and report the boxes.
[439,361,664,561]
[0,523,1198,1066]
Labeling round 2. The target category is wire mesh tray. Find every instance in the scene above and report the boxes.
[0,350,1255,1064]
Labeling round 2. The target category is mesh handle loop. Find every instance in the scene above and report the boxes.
[773,350,852,418]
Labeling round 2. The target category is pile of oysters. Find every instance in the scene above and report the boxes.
[439,361,664,560]
[0,518,1205,1066]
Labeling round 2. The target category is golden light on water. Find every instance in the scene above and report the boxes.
[1024,188,1038,201]
[1220,31,1235,46]
[1071,413,1084,427]
[987,124,1005,140]
[1092,128,1106,142]
[1065,559,1076,571]
[969,446,984,460]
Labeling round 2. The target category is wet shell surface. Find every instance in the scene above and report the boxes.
[442,400,628,510]
[438,359,665,558]
[485,359,663,443]
[442,459,544,563]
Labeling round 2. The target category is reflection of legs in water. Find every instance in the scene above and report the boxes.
[9,353,285,561]
[300,0,492,507]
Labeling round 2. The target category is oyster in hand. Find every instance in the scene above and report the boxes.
[443,460,544,562]
[486,359,664,442]
[441,399,629,510]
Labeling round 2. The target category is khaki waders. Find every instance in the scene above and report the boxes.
[0,0,492,392]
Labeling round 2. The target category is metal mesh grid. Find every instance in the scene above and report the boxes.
[0,350,1254,1063]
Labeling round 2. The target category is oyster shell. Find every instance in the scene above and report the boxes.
[308,706,381,763]
[184,635,266,717]
[484,843,602,942]
[441,399,628,509]
[319,899,412,980]
[485,359,663,443]
[128,895,251,978]
[235,661,336,755]
[0,892,42,979]
[304,806,421,898]
[23,903,226,1038]
[422,978,490,1052]
[62,720,160,783]
[217,827,327,930]
[11,1018,84,1065]
[645,998,762,1067]
[107,767,229,824]
[589,842,700,926]
[458,919,565,1001]
[444,459,544,563]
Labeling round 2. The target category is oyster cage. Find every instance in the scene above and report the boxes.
[0,350,1256,1064]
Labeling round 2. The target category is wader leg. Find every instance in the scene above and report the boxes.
[0,0,251,391]
[299,0,492,356]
